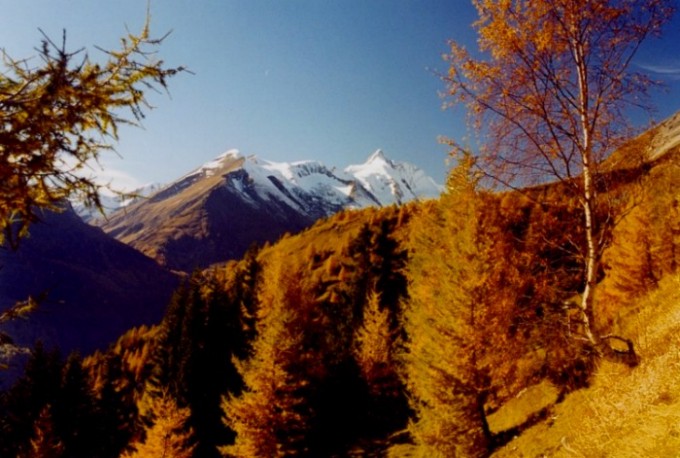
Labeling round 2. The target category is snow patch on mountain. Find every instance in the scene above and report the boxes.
[190,149,243,178]
[345,149,443,205]
[220,148,443,214]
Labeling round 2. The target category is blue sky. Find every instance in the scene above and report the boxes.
[1,1,679,187]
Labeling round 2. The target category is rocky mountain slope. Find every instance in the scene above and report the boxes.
[99,149,442,271]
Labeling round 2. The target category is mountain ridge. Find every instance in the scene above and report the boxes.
[0,205,178,377]
[99,149,443,271]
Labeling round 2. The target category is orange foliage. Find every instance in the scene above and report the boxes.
[446,0,673,345]
[122,390,195,458]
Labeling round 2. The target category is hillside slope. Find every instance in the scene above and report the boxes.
[0,206,178,358]
[9,113,673,456]
[492,274,680,457]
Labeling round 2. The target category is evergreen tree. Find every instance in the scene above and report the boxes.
[220,254,311,457]
[645,164,680,279]
[354,290,393,391]
[602,207,657,303]
[227,244,262,359]
[153,271,245,457]
[94,355,138,458]
[346,212,408,331]
[402,154,520,457]
[371,217,409,319]
[22,407,64,458]
[352,289,408,439]
[122,389,195,458]
[0,18,185,249]
[52,352,101,457]
[152,277,194,400]
[187,275,242,457]
[0,343,62,457]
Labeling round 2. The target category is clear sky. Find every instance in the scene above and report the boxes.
[1,1,679,188]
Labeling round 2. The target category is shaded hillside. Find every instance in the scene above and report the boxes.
[605,111,680,170]
[0,206,178,357]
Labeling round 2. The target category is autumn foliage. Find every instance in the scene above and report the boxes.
[0,20,184,248]
[445,0,674,346]
[1,2,678,457]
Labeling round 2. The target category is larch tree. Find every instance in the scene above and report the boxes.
[354,290,394,393]
[353,288,409,443]
[220,253,311,457]
[445,0,673,345]
[0,17,184,249]
[121,389,195,458]
[402,154,520,457]
[22,407,64,458]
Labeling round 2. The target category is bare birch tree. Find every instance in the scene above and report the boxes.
[444,0,674,345]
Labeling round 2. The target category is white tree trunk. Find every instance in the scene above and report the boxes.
[573,35,598,346]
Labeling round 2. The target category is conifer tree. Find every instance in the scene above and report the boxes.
[598,163,680,324]
[220,254,311,457]
[646,164,680,278]
[122,389,195,458]
[603,208,657,300]
[0,343,63,457]
[352,288,408,442]
[403,154,519,457]
[94,355,138,458]
[354,290,394,391]
[54,354,95,451]
[346,214,408,329]
[22,407,64,458]
[228,245,262,358]
[153,272,241,457]
[155,280,190,384]
[0,18,184,249]
[188,274,242,457]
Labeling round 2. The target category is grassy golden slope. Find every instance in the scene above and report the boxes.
[493,273,680,458]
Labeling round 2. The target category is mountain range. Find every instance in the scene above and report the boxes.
[1,109,679,392]
[0,149,440,365]
[99,149,442,271]
[74,183,163,223]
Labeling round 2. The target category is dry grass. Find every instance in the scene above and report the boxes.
[493,274,680,457]
[487,381,560,434]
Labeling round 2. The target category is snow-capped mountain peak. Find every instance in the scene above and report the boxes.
[95,149,441,220]
[184,148,244,179]
[99,148,442,271]
[345,150,443,205]
[230,149,442,211]
[366,148,390,164]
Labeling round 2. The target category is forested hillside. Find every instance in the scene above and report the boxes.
[1,2,678,456]
[1,123,676,456]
